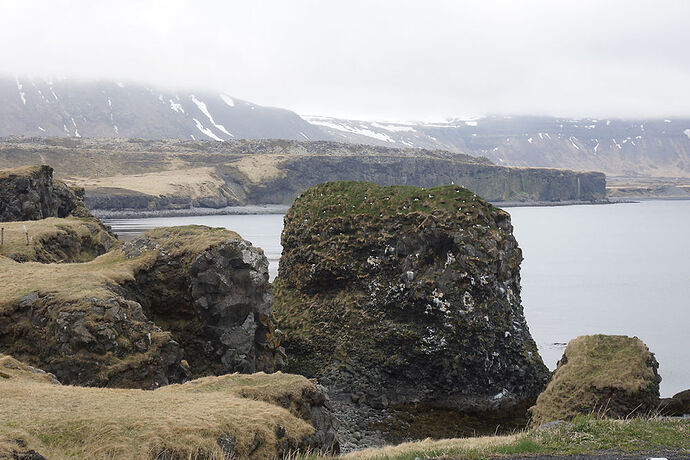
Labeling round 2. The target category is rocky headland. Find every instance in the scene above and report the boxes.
[273,181,551,448]
[0,164,91,221]
[0,137,607,214]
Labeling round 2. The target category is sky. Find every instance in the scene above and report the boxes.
[0,0,688,121]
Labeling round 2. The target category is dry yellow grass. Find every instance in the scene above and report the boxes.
[0,217,114,262]
[227,155,288,184]
[0,164,42,179]
[0,355,315,460]
[0,225,242,312]
[69,167,228,198]
[340,434,520,459]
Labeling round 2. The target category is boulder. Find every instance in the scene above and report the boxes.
[273,181,550,446]
[659,389,690,416]
[530,335,662,425]
[0,165,89,222]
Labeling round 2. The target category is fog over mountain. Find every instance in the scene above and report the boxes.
[2,75,689,179]
[1,1,689,121]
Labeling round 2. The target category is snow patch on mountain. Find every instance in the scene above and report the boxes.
[305,116,396,142]
[190,95,233,137]
[192,118,223,141]
[15,77,26,105]
[169,99,184,114]
[370,122,416,133]
[220,94,235,107]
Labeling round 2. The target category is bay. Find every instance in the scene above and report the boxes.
[104,200,690,397]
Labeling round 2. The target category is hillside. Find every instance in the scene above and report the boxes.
[0,76,328,142]
[307,115,690,178]
[0,138,605,211]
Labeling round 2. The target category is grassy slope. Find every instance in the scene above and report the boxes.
[331,416,689,459]
[0,225,239,311]
[0,217,115,262]
[0,164,42,179]
[0,355,316,460]
[71,167,232,199]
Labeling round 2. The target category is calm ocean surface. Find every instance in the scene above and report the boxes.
[105,200,689,397]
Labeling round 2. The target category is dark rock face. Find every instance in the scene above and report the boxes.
[273,181,550,447]
[530,335,662,425]
[0,439,46,460]
[240,155,607,205]
[0,165,86,221]
[0,292,188,389]
[660,389,690,416]
[84,186,241,211]
[122,233,285,378]
[0,227,284,389]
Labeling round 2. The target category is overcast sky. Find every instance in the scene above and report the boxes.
[1,0,688,121]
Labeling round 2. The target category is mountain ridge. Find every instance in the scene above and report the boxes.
[2,76,689,179]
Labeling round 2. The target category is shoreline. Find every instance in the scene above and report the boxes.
[93,197,690,219]
[92,200,628,219]
[92,204,291,219]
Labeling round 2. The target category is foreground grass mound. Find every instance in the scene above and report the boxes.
[0,216,116,262]
[274,181,549,447]
[0,354,337,459]
[530,335,662,426]
[336,415,689,459]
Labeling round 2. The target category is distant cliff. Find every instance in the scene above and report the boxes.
[0,138,605,211]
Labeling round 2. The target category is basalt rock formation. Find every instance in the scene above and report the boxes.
[273,181,550,447]
[529,335,662,425]
[0,165,90,221]
[0,226,284,389]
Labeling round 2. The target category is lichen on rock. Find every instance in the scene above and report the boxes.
[273,181,550,446]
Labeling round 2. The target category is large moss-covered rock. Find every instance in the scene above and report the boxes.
[530,335,662,426]
[273,181,549,445]
[0,226,284,389]
[0,165,89,222]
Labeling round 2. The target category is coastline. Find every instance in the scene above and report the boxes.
[92,204,291,219]
[92,200,628,219]
[93,197,690,220]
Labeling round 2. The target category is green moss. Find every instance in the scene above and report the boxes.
[289,181,485,221]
